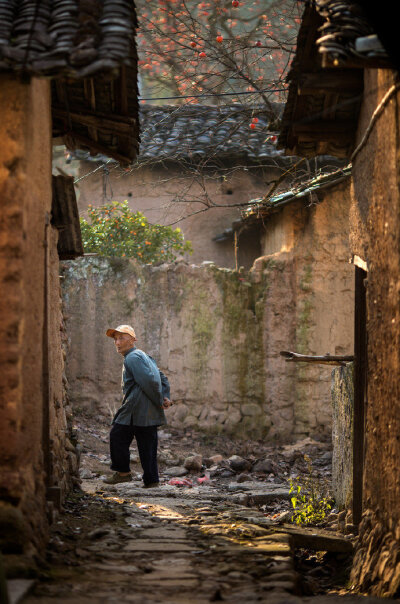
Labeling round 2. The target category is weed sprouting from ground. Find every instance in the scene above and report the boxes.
[288,455,333,526]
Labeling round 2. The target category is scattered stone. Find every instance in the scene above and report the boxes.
[248,489,291,505]
[183,454,203,472]
[237,473,251,483]
[252,459,274,473]
[7,579,35,604]
[79,468,95,479]
[231,494,249,506]
[88,527,112,540]
[220,470,235,478]
[164,466,189,477]
[204,454,224,467]
[228,455,251,472]
[165,457,182,466]
[158,430,171,440]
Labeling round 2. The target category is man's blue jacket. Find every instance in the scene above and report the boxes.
[112,347,170,427]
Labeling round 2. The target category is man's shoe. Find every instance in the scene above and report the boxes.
[143,482,160,488]
[103,472,132,485]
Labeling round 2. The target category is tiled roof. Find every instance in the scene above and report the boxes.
[213,165,351,242]
[138,104,285,164]
[243,165,352,218]
[315,0,389,67]
[0,0,137,78]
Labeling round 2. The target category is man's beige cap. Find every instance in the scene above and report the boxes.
[106,324,137,340]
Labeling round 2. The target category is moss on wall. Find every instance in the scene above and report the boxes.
[210,265,267,409]
[186,281,219,394]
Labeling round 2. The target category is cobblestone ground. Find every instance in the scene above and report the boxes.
[18,420,398,604]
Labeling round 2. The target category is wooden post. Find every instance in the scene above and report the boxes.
[353,266,367,529]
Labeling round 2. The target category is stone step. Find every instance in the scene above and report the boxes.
[274,524,354,552]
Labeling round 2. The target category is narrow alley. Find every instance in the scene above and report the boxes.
[15,418,394,604]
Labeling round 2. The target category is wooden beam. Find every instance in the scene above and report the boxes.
[322,55,393,70]
[298,70,363,95]
[293,120,355,143]
[83,78,98,142]
[63,131,132,165]
[53,107,135,135]
[280,350,354,366]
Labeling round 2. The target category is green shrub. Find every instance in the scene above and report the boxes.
[80,201,192,264]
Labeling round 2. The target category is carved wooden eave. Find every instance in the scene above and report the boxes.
[278,4,364,159]
[0,0,140,166]
[278,1,394,160]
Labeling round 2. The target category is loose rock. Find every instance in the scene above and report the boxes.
[228,455,251,472]
[164,466,189,477]
[184,454,203,472]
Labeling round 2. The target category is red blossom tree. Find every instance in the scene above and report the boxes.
[136,0,301,109]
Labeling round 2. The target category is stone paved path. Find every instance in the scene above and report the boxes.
[21,479,398,604]
[23,479,298,603]
[17,420,398,604]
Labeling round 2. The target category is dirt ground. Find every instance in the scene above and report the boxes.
[20,417,397,604]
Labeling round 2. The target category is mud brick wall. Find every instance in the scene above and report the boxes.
[331,364,353,509]
[62,180,354,443]
[349,70,400,596]
[0,75,78,569]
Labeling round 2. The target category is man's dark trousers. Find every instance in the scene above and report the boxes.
[110,422,159,485]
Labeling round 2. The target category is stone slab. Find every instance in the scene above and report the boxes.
[276,525,354,552]
[139,527,188,539]
[7,579,35,604]
[123,541,196,552]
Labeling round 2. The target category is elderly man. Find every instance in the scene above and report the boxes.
[103,325,171,487]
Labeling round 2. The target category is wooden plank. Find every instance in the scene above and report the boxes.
[353,267,367,530]
[83,78,98,142]
[298,70,363,95]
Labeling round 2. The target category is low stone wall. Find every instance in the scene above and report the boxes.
[350,510,400,596]
[331,363,354,509]
[62,254,353,442]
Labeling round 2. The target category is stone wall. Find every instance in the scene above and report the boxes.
[0,75,78,572]
[62,179,354,442]
[331,364,353,509]
[349,69,400,596]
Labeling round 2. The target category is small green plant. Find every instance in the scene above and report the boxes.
[288,455,333,526]
[80,200,192,264]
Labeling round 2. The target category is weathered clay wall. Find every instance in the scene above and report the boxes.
[74,161,276,269]
[0,75,77,568]
[62,183,353,442]
[349,70,400,596]
[259,183,355,437]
